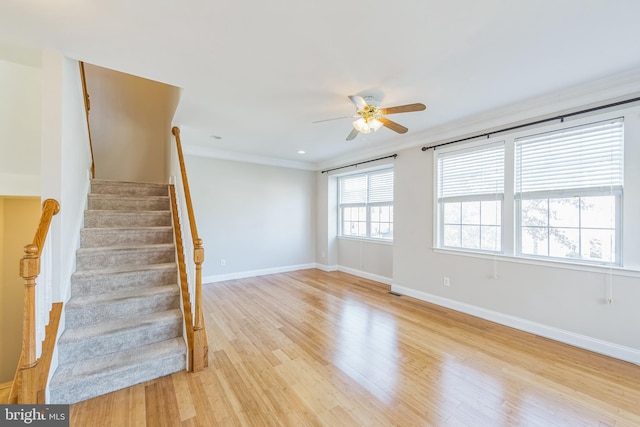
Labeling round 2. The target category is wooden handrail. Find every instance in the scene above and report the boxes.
[32,199,61,258]
[171,127,204,327]
[171,126,208,371]
[79,61,96,179]
[171,127,199,244]
[9,199,61,404]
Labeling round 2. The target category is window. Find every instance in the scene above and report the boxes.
[515,118,623,264]
[434,116,624,267]
[436,142,504,252]
[339,168,393,240]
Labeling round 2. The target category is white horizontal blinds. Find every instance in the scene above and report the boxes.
[368,169,394,203]
[437,142,505,200]
[516,118,624,195]
[339,174,367,204]
[339,169,393,204]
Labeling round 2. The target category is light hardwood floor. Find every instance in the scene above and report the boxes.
[69,269,640,426]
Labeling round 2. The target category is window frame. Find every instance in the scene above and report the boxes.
[338,167,394,242]
[514,118,624,266]
[435,140,506,254]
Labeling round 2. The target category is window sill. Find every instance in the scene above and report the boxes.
[338,236,394,246]
[433,247,640,278]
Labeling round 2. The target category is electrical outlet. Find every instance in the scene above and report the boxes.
[443,276,450,287]
[220,259,226,267]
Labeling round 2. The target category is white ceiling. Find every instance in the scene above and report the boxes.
[2,0,640,169]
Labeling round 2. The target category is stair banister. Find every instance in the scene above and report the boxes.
[171,126,208,371]
[9,199,62,403]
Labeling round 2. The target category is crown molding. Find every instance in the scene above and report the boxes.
[178,124,317,171]
[182,144,316,171]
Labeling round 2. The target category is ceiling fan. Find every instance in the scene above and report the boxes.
[315,95,426,141]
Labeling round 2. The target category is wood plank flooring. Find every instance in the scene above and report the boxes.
[69,269,640,426]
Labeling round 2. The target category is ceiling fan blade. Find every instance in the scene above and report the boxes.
[348,95,368,109]
[379,103,426,115]
[378,117,408,134]
[346,128,359,141]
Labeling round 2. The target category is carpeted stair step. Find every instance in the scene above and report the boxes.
[88,194,170,211]
[57,309,183,365]
[50,179,188,404]
[48,338,186,404]
[90,179,168,197]
[80,226,173,248]
[71,263,177,297]
[84,210,172,228]
[65,285,180,328]
[75,244,175,271]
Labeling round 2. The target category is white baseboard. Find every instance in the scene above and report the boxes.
[392,284,640,366]
[315,263,338,272]
[202,263,392,285]
[337,266,392,285]
[203,263,317,283]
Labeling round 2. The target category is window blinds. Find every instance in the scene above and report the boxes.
[515,118,624,194]
[368,170,394,203]
[339,169,393,204]
[437,142,505,199]
[339,174,367,204]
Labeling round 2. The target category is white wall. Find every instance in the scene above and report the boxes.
[0,58,42,196]
[40,52,93,303]
[27,51,94,398]
[185,156,316,282]
[337,239,393,284]
[390,104,640,365]
[315,172,337,270]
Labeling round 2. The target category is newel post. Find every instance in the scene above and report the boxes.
[193,239,204,330]
[17,244,40,402]
[20,244,39,367]
[192,239,208,370]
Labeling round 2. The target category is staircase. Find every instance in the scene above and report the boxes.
[48,179,187,404]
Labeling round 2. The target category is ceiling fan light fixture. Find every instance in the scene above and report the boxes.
[338,95,426,140]
[368,118,383,132]
[353,118,371,133]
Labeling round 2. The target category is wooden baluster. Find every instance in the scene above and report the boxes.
[169,185,195,369]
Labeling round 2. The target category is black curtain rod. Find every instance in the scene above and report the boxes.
[421,96,640,152]
[321,154,398,174]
